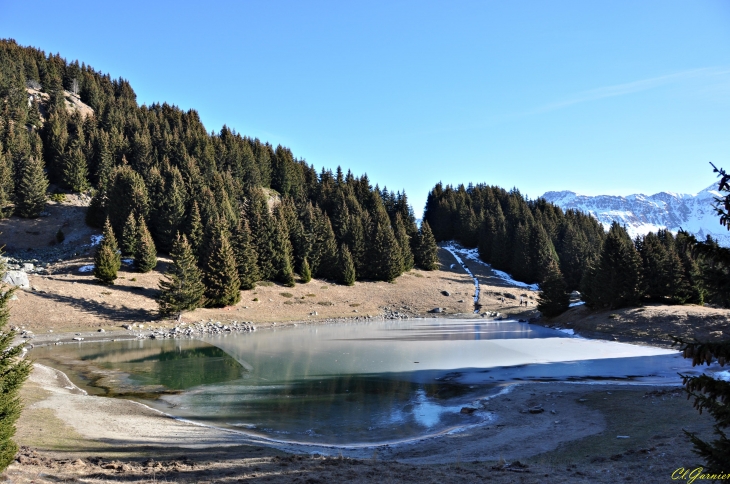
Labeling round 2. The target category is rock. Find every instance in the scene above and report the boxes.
[460,407,477,414]
[22,263,34,272]
[98,328,105,332]
[72,337,84,341]
[2,271,29,289]
[441,290,451,296]
[457,299,464,303]
[528,406,544,414]
[430,307,443,313]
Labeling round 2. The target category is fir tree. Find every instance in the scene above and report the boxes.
[231,218,259,290]
[157,234,205,318]
[0,151,14,215]
[135,216,157,273]
[62,145,89,192]
[185,201,204,255]
[120,212,137,256]
[369,209,402,282]
[203,229,241,307]
[537,260,570,317]
[15,156,48,218]
[300,257,312,283]
[415,221,439,270]
[272,211,295,287]
[0,256,31,471]
[94,218,121,284]
[339,245,356,286]
[394,213,415,271]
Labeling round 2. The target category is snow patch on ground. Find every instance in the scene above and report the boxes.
[442,244,480,307]
[78,265,94,273]
[90,235,103,246]
[446,244,540,291]
[556,328,575,335]
[715,370,730,382]
[569,301,585,308]
[122,258,134,265]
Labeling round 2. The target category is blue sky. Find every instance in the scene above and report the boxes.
[1,1,729,216]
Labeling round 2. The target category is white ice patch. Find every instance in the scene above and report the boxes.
[557,328,575,335]
[90,235,103,246]
[715,371,730,381]
[569,301,585,308]
[78,265,94,273]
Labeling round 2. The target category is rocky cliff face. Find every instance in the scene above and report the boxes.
[541,184,730,246]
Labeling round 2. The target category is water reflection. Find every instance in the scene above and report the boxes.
[31,319,692,445]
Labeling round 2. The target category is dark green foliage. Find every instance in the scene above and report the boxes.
[272,211,295,287]
[368,208,402,282]
[0,151,13,215]
[62,145,89,192]
[158,234,205,317]
[581,223,642,310]
[674,167,730,472]
[184,201,204,255]
[15,156,48,218]
[94,218,121,284]
[106,166,149,238]
[300,257,312,283]
[135,216,157,273]
[120,212,137,256]
[339,245,356,286]
[394,213,414,272]
[537,261,570,317]
[231,218,259,290]
[0,257,31,471]
[203,226,241,307]
[415,221,439,270]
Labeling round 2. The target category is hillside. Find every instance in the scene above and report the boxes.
[542,184,730,246]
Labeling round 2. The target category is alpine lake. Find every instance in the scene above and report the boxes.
[31,319,698,446]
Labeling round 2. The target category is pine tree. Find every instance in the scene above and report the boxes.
[300,257,312,283]
[135,216,157,273]
[157,234,205,318]
[0,255,31,471]
[120,212,137,256]
[232,218,259,290]
[94,218,121,284]
[203,229,241,307]
[339,245,356,286]
[272,212,295,287]
[415,221,439,270]
[0,151,14,215]
[369,209,402,282]
[185,201,204,255]
[62,145,89,192]
[15,156,48,218]
[537,260,570,317]
[394,213,415,271]
[106,166,149,237]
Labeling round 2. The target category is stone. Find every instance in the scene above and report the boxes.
[430,307,443,313]
[98,328,105,332]
[441,290,451,296]
[528,406,544,414]
[22,263,34,272]
[2,271,29,289]
[460,407,477,414]
[72,337,84,341]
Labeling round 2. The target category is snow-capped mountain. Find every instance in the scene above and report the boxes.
[541,184,730,247]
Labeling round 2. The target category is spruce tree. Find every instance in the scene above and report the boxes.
[395,213,415,272]
[15,156,48,218]
[185,201,204,255]
[0,151,13,215]
[339,245,356,286]
[106,166,149,237]
[272,212,296,287]
[415,220,439,271]
[158,234,205,318]
[203,230,241,307]
[369,209,402,282]
[300,257,312,283]
[537,260,570,317]
[94,218,121,284]
[62,145,89,192]
[135,216,157,273]
[0,256,31,471]
[232,218,259,290]
[120,212,137,256]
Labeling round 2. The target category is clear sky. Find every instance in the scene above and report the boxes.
[1,1,729,216]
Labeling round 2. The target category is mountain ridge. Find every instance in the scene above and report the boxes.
[541,184,730,247]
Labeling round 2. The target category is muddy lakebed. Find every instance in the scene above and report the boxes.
[30,319,707,447]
